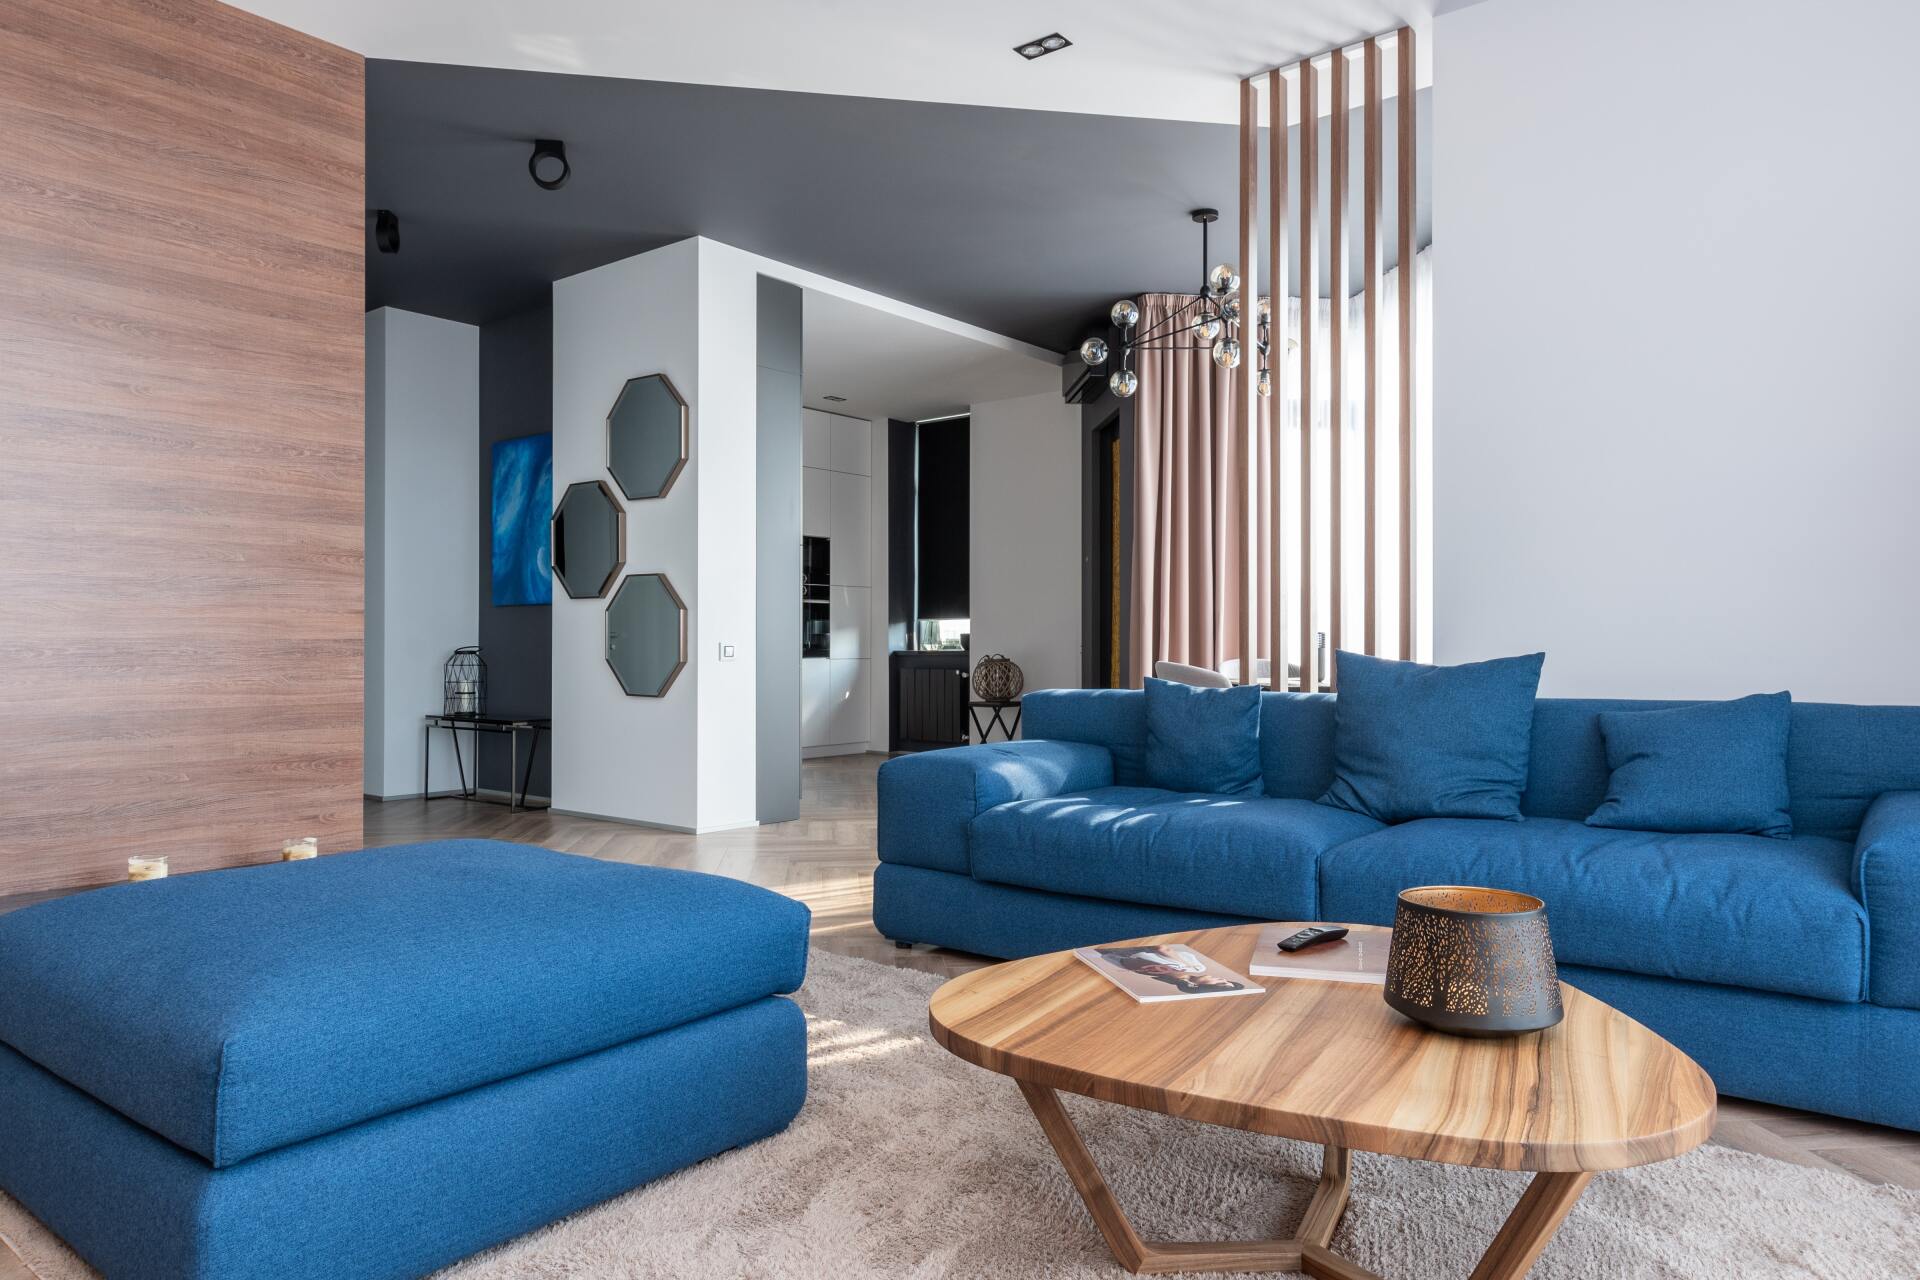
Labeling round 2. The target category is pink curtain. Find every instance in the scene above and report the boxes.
[1127,293,1273,687]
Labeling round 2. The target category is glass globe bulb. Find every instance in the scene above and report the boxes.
[1079,336,1109,367]
[1194,316,1222,342]
[1222,296,1241,322]
[1110,299,1140,328]
[1212,338,1242,370]
[1257,368,1272,397]
[1109,369,1138,398]
[1256,295,1272,321]
[1208,263,1240,296]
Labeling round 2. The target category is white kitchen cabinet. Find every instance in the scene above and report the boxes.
[801,657,832,747]
[831,470,870,587]
[830,414,870,476]
[802,467,831,538]
[830,585,868,660]
[828,658,867,746]
[802,408,832,469]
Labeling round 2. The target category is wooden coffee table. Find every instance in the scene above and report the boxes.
[929,924,1716,1279]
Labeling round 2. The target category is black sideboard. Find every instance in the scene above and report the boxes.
[890,651,970,752]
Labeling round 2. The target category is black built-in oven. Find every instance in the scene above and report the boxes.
[802,536,830,657]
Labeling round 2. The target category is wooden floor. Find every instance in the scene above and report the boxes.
[3,753,1917,1280]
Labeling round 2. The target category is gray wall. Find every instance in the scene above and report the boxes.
[756,277,803,822]
[366,307,480,798]
[476,300,554,795]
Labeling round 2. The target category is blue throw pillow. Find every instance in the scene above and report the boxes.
[1587,693,1793,837]
[1143,677,1263,795]
[1320,651,1545,822]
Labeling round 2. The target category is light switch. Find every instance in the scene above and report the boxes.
[719,643,737,660]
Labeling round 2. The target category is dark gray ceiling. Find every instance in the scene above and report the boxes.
[366,60,1431,351]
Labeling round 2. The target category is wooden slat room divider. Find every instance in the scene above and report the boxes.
[1239,27,1418,691]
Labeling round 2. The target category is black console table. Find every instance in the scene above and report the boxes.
[423,715,550,812]
[969,699,1022,743]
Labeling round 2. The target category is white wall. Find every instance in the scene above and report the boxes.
[1435,0,1920,703]
[551,240,705,829]
[364,307,479,797]
[969,391,1083,698]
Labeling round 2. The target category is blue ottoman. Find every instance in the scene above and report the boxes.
[0,840,810,1279]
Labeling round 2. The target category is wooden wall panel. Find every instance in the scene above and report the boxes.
[1327,51,1349,679]
[0,0,365,895]
[1236,78,1260,678]
[1296,57,1318,691]
[1397,26,1418,659]
[1362,38,1383,654]
[1267,68,1288,691]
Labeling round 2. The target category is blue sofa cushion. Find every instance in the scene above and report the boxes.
[1588,692,1793,837]
[1143,677,1263,795]
[1320,651,1546,823]
[0,840,810,1168]
[970,786,1382,921]
[877,740,1114,875]
[1855,791,1920,1009]
[1318,817,1865,1002]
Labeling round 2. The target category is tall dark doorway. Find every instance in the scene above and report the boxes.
[1090,416,1122,688]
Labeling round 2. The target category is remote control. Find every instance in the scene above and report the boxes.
[1276,926,1349,952]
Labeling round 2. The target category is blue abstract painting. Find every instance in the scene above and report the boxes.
[491,434,553,606]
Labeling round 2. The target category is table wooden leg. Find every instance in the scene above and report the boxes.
[1466,1171,1593,1280]
[1015,1081,1376,1277]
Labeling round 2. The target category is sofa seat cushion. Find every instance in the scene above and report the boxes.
[970,786,1383,921]
[1318,818,1865,1002]
[0,840,810,1168]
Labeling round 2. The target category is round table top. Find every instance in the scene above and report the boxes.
[928,923,1717,1173]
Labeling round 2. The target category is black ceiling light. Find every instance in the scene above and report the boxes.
[372,209,400,254]
[529,139,570,190]
[1014,33,1072,60]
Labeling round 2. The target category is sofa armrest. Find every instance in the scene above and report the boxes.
[1856,790,1920,1008]
[877,740,1114,875]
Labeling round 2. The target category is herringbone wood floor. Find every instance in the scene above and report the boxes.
[2,754,1916,1280]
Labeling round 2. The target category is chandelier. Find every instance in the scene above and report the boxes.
[1078,208,1272,400]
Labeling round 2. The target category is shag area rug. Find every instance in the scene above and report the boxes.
[3,950,1915,1278]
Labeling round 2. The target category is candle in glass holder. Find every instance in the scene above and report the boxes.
[281,837,319,862]
[127,854,169,882]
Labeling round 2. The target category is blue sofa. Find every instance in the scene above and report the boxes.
[0,840,810,1279]
[875,688,1920,1131]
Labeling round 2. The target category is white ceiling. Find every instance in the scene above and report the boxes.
[229,0,1445,125]
[801,290,1059,423]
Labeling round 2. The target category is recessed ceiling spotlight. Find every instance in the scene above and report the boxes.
[1014,33,1072,60]
[529,138,570,190]
[822,395,848,403]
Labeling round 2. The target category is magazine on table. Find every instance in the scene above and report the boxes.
[1249,923,1390,984]
[1072,943,1266,1004]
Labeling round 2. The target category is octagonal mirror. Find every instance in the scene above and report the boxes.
[551,480,625,599]
[606,572,687,697]
[607,373,688,501]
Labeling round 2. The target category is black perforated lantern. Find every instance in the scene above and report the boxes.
[1383,886,1563,1037]
[443,647,487,718]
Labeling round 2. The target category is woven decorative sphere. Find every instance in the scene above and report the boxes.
[971,654,1024,703]
[1384,886,1563,1037]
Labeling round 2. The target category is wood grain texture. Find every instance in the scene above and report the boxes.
[0,0,364,895]
[1362,37,1383,655]
[1237,77,1260,685]
[1395,25,1417,658]
[1296,57,1318,689]
[931,924,1718,1174]
[1326,49,1347,681]
[1266,68,1288,691]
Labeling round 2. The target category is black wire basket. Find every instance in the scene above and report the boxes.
[443,647,487,719]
